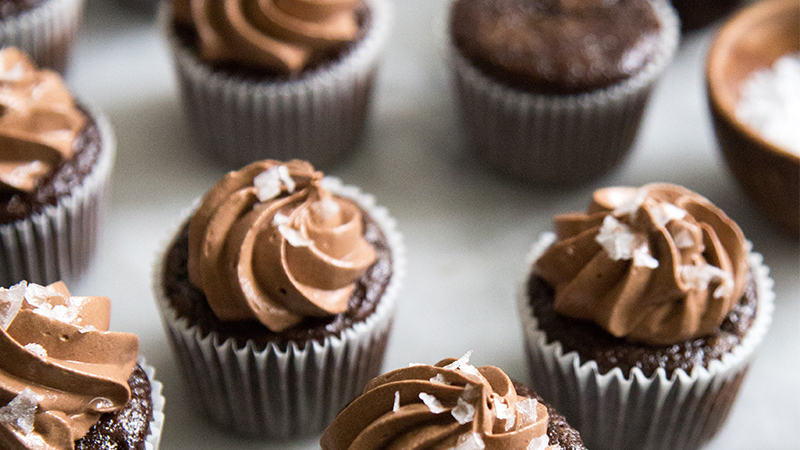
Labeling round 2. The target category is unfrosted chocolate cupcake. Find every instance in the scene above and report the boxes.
[164,0,391,168]
[154,159,404,438]
[0,281,164,450]
[518,184,774,450]
[0,0,84,72]
[448,0,679,185]
[321,353,586,450]
[0,47,115,287]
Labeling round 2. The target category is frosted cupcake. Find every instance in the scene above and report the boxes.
[321,353,586,450]
[518,184,774,450]
[0,47,115,287]
[154,159,404,437]
[0,0,84,72]
[0,280,164,450]
[448,0,679,186]
[164,0,391,168]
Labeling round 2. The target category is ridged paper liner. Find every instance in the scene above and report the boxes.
[0,106,115,287]
[517,233,775,450]
[0,0,85,72]
[163,0,391,168]
[448,0,680,186]
[153,177,405,438]
[140,356,165,450]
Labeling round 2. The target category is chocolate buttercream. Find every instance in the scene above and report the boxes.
[0,48,86,195]
[0,281,139,450]
[321,353,553,450]
[172,0,363,74]
[188,159,377,332]
[535,183,749,345]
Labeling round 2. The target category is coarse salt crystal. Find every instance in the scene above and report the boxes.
[443,351,479,376]
[430,373,450,385]
[452,432,486,450]
[24,343,46,359]
[651,202,687,228]
[419,393,446,414]
[393,391,400,412]
[311,197,340,221]
[0,388,39,434]
[611,188,648,218]
[736,53,800,155]
[596,217,657,269]
[254,168,282,202]
[673,229,695,249]
[526,435,550,450]
[679,264,733,298]
[0,281,26,330]
[517,398,539,425]
[493,396,516,431]
[451,397,475,424]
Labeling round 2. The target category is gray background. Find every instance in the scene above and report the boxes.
[66,1,799,448]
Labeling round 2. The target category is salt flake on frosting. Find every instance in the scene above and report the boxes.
[419,393,446,414]
[393,391,400,413]
[451,397,475,424]
[254,165,295,202]
[443,351,480,376]
[679,264,734,298]
[273,212,312,247]
[596,217,656,269]
[0,388,39,435]
[311,197,341,221]
[452,432,486,450]
[611,188,648,217]
[527,435,550,450]
[673,228,696,249]
[0,281,26,330]
[79,325,97,334]
[517,398,539,425]
[493,395,515,431]
[25,283,79,325]
[651,202,687,228]
[430,373,451,385]
[23,343,46,359]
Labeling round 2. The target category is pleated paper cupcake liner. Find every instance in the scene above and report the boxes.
[448,0,680,186]
[0,107,115,287]
[163,0,391,169]
[140,356,166,450]
[517,233,775,450]
[0,0,84,72]
[153,177,405,438]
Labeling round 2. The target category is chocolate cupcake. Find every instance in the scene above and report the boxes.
[518,184,774,450]
[0,280,164,450]
[448,0,679,186]
[163,0,391,168]
[154,159,404,437]
[671,0,744,31]
[321,353,586,450]
[0,0,84,72]
[0,48,115,287]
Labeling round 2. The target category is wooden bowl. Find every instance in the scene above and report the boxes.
[706,0,800,236]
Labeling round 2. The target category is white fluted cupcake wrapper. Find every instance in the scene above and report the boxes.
[448,0,680,186]
[0,0,84,72]
[153,178,405,438]
[163,0,391,169]
[0,107,115,287]
[518,233,775,450]
[140,356,165,450]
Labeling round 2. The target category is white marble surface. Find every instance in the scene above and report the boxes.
[65,1,799,449]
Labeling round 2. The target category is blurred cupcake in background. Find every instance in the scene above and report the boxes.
[448,0,679,186]
[164,0,391,168]
[154,159,404,438]
[0,280,164,449]
[671,0,744,31]
[0,0,84,72]
[518,183,774,450]
[0,47,115,287]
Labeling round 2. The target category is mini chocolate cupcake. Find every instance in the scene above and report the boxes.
[518,184,774,450]
[164,0,391,168]
[0,280,164,450]
[0,47,115,287]
[448,0,679,186]
[154,159,404,438]
[321,352,586,450]
[0,0,84,72]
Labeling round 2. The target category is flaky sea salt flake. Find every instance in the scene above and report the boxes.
[632,245,659,269]
[276,165,296,193]
[679,264,733,298]
[611,188,648,218]
[393,391,400,412]
[254,167,282,202]
[79,325,97,333]
[493,396,515,431]
[0,388,39,434]
[517,398,538,425]
[444,351,479,376]
[651,202,687,228]
[0,281,26,330]
[24,343,46,359]
[278,224,312,247]
[526,435,550,450]
[452,432,486,450]
[673,229,695,249]
[311,197,341,221]
[596,216,641,261]
[451,397,475,424]
[419,393,446,414]
[430,373,450,385]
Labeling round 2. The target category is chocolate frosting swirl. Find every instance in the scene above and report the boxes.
[321,353,552,450]
[0,48,86,195]
[173,0,363,74]
[188,159,377,332]
[535,183,749,346]
[0,281,139,450]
